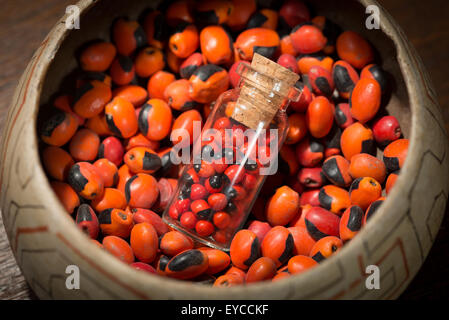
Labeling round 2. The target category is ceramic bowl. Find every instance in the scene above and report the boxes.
[1,0,448,299]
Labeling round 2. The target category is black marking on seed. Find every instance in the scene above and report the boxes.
[247,11,268,28]
[348,90,353,108]
[320,172,329,185]
[113,172,119,186]
[223,186,237,199]
[67,164,88,193]
[73,82,94,104]
[309,140,324,153]
[178,192,190,200]
[244,162,258,171]
[368,65,388,92]
[347,206,363,231]
[181,184,192,194]
[41,111,66,137]
[105,113,123,138]
[278,233,294,265]
[322,157,345,186]
[277,17,291,38]
[312,251,326,263]
[138,103,152,135]
[168,250,204,272]
[318,189,333,211]
[160,151,173,172]
[172,21,190,35]
[98,208,113,225]
[202,144,215,156]
[197,209,212,220]
[134,26,147,49]
[209,174,223,189]
[181,100,200,110]
[201,145,215,162]
[349,178,362,193]
[76,204,93,223]
[98,143,105,159]
[225,201,236,213]
[158,235,163,248]
[383,156,400,172]
[182,172,195,185]
[195,10,219,25]
[124,175,138,203]
[253,45,277,59]
[333,64,355,93]
[213,149,224,162]
[224,27,234,53]
[365,200,384,222]
[193,64,224,82]
[159,255,170,272]
[334,105,348,126]
[180,65,198,79]
[324,125,341,149]
[315,77,333,96]
[223,148,235,162]
[142,152,162,171]
[243,237,260,267]
[193,163,201,173]
[361,139,376,155]
[118,55,133,72]
[305,219,329,241]
[378,139,392,150]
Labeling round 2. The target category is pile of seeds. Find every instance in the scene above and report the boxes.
[39,0,408,285]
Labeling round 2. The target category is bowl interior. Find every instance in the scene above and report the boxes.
[36,0,411,288]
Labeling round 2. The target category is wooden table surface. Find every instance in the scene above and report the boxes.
[0,0,448,300]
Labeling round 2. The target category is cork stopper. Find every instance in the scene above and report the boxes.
[231,53,300,129]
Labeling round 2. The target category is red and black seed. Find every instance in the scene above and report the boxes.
[364,198,384,222]
[305,218,330,241]
[346,205,363,231]
[243,237,260,267]
[124,175,138,203]
[67,164,88,193]
[141,151,162,171]
[138,102,153,136]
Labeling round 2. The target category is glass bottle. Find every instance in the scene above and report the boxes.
[162,53,301,251]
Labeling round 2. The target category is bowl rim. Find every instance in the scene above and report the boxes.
[26,0,423,298]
